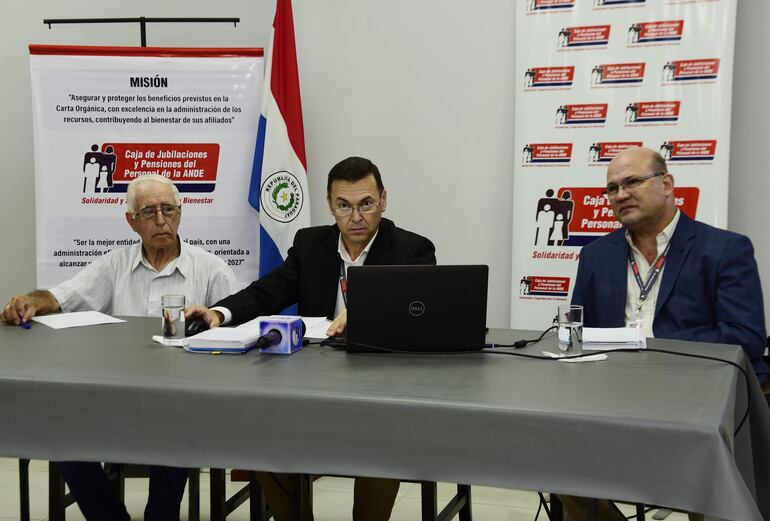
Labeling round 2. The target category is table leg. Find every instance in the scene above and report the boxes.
[458,484,472,521]
[210,468,226,521]
[19,459,30,521]
[295,474,308,521]
[188,469,200,521]
[48,462,66,521]
[421,481,439,520]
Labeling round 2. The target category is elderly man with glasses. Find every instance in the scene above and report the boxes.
[1,173,237,520]
[562,146,767,521]
[186,156,436,521]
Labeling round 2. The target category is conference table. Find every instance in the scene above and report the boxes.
[0,317,768,521]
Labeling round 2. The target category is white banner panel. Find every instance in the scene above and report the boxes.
[30,46,264,289]
[512,0,737,329]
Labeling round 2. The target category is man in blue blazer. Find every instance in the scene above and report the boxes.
[572,146,768,381]
[565,146,768,521]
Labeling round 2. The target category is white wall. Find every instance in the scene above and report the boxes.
[0,1,767,328]
[295,0,515,328]
[729,1,770,319]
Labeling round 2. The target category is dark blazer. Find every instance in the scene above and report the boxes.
[216,218,436,324]
[572,212,769,378]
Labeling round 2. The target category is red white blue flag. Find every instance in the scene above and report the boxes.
[248,0,310,277]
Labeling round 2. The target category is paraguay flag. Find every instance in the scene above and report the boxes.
[248,0,310,279]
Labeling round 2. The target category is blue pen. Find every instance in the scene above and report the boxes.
[19,321,31,330]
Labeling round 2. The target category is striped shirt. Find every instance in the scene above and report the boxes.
[50,239,237,317]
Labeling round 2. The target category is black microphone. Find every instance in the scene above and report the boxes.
[255,318,306,352]
[255,329,283,350]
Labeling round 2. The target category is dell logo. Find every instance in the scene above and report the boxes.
[408,301,426,317]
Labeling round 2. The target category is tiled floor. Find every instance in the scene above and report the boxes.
[0,458,689,521]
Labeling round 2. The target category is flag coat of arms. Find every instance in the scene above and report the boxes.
[248,0,310,277]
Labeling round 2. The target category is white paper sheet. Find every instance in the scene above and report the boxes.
[582,327,646,351]
[152,335,187,347]
[31,311,125,329]
[542,351,608,363]
[303,316,333,340]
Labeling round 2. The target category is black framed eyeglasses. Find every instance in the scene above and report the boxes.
[331,199,382,217]
[132,204,181,220]
[602,172,664,198]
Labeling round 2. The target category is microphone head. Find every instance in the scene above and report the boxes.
[257,316,304,355]
[255,329,282,350]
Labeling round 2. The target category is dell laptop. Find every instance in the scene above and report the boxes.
[345,265,489,352]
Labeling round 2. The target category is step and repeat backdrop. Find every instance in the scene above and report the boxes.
[511,0,737,328]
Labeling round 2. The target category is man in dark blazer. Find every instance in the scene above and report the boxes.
[187,156,435,521]
[564,146,767,521]
[572,146,767,380]
[209,214,434,328]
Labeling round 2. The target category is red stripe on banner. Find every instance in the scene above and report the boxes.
[29,44,263,57]
[270,0,307,170]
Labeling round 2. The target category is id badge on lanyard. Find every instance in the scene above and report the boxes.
[339,262,348,308]
[628,242,671,319]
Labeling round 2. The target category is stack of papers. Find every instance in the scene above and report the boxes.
[185,317,263,353]
[184,316,334,354]
[582,327,646,351]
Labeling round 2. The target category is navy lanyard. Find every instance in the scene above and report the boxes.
[339,262,348,307]
[628,241,671,311]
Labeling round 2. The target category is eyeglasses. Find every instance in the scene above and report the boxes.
[132,204,181,220]
[602,172,664,198]
[331,200,382,217]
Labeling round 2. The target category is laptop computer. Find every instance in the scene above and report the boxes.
[345,265,489,352]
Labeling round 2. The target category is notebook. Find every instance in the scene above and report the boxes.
[344,265,489,352]
[184,317,262,354]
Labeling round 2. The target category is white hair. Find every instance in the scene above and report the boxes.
[126,174,181,214]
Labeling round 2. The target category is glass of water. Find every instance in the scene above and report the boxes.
[557,304,583,355]
[161,295,185,343]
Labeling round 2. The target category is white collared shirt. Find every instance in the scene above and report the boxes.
[334,230,379,317]
[50,239,238,317]
[624,209,680,338]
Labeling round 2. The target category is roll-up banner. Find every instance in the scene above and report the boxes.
[512,0,737,329]
[29,45,264,289]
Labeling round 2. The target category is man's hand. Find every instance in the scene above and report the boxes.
[2,295,37,325]
[1,291,60,325]
[185,305,223,328]
[326,309,347,337]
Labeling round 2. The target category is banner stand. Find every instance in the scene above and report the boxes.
[42,16,241,47]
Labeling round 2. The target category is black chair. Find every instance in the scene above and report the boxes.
[543,495,646,521]
[209,469,271,520]
[209,470,472,521]
[18,459,200,521]
[49,463,200,521]
[410,480,472,521]
[18,459,30,521]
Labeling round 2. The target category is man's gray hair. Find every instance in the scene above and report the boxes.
[126,174,181,214]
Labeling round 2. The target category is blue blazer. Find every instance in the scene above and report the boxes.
[572,213,769,378]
